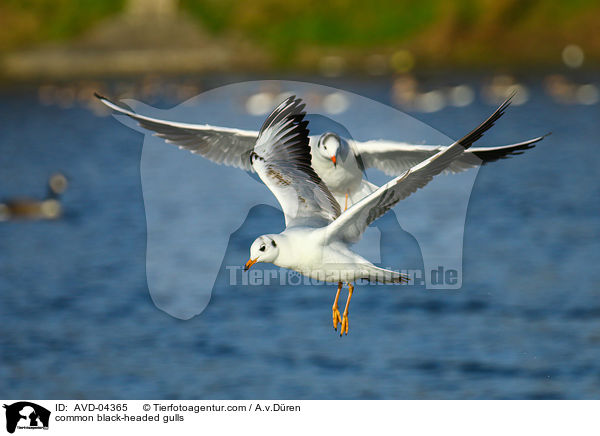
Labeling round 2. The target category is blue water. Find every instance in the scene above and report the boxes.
[1,77,599,399]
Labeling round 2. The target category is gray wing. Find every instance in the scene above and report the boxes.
[327,96,513,243]
[95,93,259,171]
[251,96,341,228]
[353,135,546,176]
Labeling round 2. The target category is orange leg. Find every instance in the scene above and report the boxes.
[340,283,354,336]
[344,193,349,211]
[332,282,342,330]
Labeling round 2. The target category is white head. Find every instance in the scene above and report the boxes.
[244,234,280,271]
[315,133,343,167]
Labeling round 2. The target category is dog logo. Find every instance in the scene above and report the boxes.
[3,402,50,433]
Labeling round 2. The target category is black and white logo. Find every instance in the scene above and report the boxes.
[3,402,50,434]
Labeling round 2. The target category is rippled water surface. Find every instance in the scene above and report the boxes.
[1,77,599,399]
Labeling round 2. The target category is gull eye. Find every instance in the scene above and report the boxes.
[271,240,277,247]
[259,245,266,252]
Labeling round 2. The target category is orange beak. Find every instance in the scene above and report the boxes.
[244,258,258,271]
[331,155,337,167]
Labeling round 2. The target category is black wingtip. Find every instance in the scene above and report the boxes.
[473,131,550,163]
[525,132,552,147]
[526,132,551,145]
[456,94,514,150]
[496,93,514,117]
[94,92,136,113]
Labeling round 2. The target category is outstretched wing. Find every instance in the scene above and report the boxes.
[252,96,341,228]
[327,96,513,243]
[95,93,259,171]
[470,135,549,163]
[353,135,546,176]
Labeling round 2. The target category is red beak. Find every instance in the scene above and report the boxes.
[331,156,337,166]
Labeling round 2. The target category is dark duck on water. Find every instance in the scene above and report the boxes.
[0,173,68,221]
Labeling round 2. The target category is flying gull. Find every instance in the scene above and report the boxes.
[243,95,512,335]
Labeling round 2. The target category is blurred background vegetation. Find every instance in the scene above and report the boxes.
[0,0,598,78]
[0,0,124,50]
[180,0,600,66]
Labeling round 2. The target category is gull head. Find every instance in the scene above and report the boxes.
[316,132,342,167]
[245,235,280,271]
